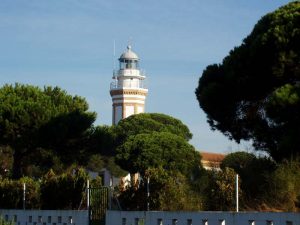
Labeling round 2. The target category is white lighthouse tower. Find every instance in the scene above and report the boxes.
[110,45,148,125]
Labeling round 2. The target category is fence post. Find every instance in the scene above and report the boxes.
[87,180,90,210]
[236,174,239,212]
[147,177,150,211]
[23,183,26,210]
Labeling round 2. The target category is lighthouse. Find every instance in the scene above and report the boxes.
[110,45,148,125]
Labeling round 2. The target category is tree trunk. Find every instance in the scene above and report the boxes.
[12,149,23,179]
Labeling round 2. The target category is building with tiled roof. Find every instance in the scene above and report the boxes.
[200,151,226,170]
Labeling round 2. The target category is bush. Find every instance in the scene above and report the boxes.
[0,178,22,209]
[205,167,240,211]
[19,177,40,209]
[118,167,203,211]
[0,216,14,225]
[0,146,13,178]
[266,159,300,211]
[40,168,88,209]
[0,177,40,209]
[221,152,278,209]
[0,168,101,210]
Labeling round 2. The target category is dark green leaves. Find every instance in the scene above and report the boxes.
[0,83,96,177]
[116,132,199,176]
[195,2,300,161]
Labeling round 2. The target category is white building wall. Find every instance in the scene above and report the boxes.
[121,79,140,88]
[115,105,122,124]
[0,210,88,225]
[125,105,134,118]
[106,211,300,225]
[137,106,144,114]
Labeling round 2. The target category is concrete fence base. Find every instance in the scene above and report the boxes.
[106,210,300,225]
[0,209,88,225]
[1,209,300,225]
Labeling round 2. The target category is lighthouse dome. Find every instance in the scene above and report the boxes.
[119,45,139,60]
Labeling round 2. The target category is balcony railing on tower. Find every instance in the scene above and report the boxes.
[113,69,146,78]
[110,79,147,90]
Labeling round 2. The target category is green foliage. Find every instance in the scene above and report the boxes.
[265,159,300,211]
[0,177,40,209]
[0,216,14,225]
[0,178,24,209]
[221,151,256,172]
[114,113,192,145]
[220,152,299,211]
[116,132,200,176]
[85,154,127,178]
[0,169,106,209]
[237,156,276,205]
[86,154,105,173]
[190,168,212,208]
[106,157,127,177]
[90,176,102,188]
[147,167,202,211]
[115,113,198,177]
[195,2,300,161]
[87,125,116,156]
[114,113,203,211]
[40,168,88,209]
[204,167,239,211]
[118,167,202,211]
[0,146,13,178]
[23,147,64,178]
[220,152,277,209]
[0,83,96,178]
[19,177,41,209]
[38,111,96,164]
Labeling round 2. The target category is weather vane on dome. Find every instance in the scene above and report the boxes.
[128,37,133,49]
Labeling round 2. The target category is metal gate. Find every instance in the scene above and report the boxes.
[88,187,109,225]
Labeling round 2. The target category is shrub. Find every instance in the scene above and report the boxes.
[266,159,300,211]
[40,168,88,209]
[0,178,22,209]
[204,167,240,211]
[0,216,14,225]
[0,177,40,209]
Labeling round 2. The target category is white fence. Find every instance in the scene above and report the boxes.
[1,210,300,225]
[0,210,88,225]
[106,211,300,225]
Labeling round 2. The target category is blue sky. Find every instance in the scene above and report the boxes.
[0,0,291,153]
